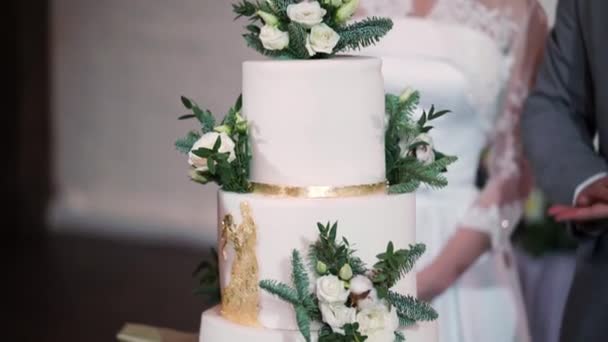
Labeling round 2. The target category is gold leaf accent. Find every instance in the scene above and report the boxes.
[219,202,260,327]
[251,181,388,198]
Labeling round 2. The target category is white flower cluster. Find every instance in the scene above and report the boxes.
[315,272,399,341]
[258,0,359,56]
[187,113,247,172]
[397,88,436,166]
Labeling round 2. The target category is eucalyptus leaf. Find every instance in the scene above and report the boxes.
[181,96,193,109]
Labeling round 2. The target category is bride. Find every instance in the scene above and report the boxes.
[358,0,548,341]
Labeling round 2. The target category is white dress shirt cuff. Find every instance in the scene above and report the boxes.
[573,172,608,205]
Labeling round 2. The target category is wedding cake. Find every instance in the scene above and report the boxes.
[173,1,456,341]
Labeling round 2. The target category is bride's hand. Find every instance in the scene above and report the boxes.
[416,228,491,302]
[417,264,446,302]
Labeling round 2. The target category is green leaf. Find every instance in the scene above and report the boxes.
[245,24,261,34]
[191,147,214,159]
[420,126,434,133]
[178,114,196,120]
[212,136,222,152]
[181,96,193,109]
[235,94,243,112]
[417,111,427,127]
[207,158,216,174]
[259,279,300,304]
[429,109,450,121]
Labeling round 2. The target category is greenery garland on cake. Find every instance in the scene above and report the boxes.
[233,0,393,59]
[385,89,457,194]
[174,95,252,193]
[260,222,437,342]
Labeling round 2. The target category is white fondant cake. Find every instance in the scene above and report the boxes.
[199,57,438,342]
[244,57,386,187]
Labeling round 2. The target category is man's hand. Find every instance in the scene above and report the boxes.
[575,176,608,207]
[548,176,608,223]
[549,203,608,223]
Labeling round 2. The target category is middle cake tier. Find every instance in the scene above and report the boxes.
[218,190,417,331]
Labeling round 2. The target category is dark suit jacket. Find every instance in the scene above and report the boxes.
[522,1,608,341]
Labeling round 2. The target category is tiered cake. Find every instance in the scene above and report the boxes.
[198,57,438,342]
[171,1,456,341]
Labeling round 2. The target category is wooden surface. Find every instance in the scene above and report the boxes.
[10,231,214,342]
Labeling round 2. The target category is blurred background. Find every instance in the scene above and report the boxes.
[8,0,560,341]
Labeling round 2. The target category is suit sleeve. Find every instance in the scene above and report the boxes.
[522,0,607,205]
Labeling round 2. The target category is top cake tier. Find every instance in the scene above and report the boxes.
[243,56,386,187]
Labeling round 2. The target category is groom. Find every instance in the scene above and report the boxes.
[522,0,608,341]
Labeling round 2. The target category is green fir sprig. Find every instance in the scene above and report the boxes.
[385,90,457,194]
[334,17,394,51]
[387,291,439,326]
[260,250,320,342]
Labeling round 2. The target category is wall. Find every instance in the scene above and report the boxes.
[50,0,260,245]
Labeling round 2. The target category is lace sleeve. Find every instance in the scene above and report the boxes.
[458,0,549,249]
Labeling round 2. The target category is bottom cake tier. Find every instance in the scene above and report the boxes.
[200,305,439,342]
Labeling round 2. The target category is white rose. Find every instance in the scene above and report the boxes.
[306,24,340,56]
[356,304,400,342]
[259,24,290,51]
[287,1,327,28]
[412,133,435,165]
[188,132,236,172]
[316,275,350,303]
[319,302,357,334]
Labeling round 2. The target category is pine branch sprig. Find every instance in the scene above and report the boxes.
[259,279,300,305]
[232,0,258,19]
[291,249,312,303]
[387,291,439,323]
[388,180,420,194]
[287,22,311,59]
[175,131,201,154]
[295,305,312,342]
[394,331,406,342]
[335,17,393,52]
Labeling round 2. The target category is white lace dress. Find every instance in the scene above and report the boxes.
[360,1,548,341]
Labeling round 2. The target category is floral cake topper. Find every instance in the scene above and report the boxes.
[233,0,393,59]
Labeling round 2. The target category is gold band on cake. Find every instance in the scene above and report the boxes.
[251,181,388,198]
